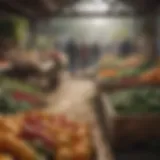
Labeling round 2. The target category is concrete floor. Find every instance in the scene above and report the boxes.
[46,74,113,160]
[46,74,94,121]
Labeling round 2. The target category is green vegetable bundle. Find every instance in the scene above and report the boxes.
[118,60,156,78]
[0,91,31,114]
[0,77,41,94]
[109,87,160,115]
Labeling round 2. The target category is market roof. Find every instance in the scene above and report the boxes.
[0,0,79,19]
[54,0,160,17]
[0,0,160,18]
[120,0,160,14]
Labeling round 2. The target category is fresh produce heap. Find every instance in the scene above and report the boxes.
[118,60,155,78]
[0,112,93,160]
[0,77,41,94]
[97,67,143,84]
[0,85,44,114]
[98,61,160,88]
[110,88,160,114]
[98,69,118,79]
[140,67,160,84]
[0,90,32,114]
[116,66,160,87]
[98,55,145,76]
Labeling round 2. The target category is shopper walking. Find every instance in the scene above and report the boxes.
[91,43,101,65]
[79,42,90,69]
[119,39,133,57]
[65,39,78,74]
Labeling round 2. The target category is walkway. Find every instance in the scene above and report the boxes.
[46,75,113,160]
[47,75,95,121]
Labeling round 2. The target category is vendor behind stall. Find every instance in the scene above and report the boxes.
[119,38,134,57]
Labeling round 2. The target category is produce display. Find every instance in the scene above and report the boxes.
[12,91,43,105]
[109,87,160,114]
[0,90,32,114]
[97,55,147,79]
[0,112,94,160]
[97,60,160,91]
[100,60,150,78]
[140,67,160,84]
[98,55,144,69]
[0,84,45,114]
[97,67,142,86]
[98,69,118,79]
[115,65,160,88]
[0,77,41,94]
[118,60,155,77]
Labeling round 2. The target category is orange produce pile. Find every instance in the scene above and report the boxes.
[0,111,93,160]
[98,69,117,78]
[140,68,160,84]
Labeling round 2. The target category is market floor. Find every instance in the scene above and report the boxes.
[47,75,95,122]
[46,75,113,160]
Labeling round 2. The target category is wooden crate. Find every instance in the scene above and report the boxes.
[98,92,160,149]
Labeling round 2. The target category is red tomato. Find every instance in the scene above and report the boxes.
[24,114,42,125]
[12,91,40,104]
[20,125,42,140]
[21,124,55,148]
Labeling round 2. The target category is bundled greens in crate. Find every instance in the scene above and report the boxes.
[0,77,41,94]
[0,89,32,114]
[109,87,160,114]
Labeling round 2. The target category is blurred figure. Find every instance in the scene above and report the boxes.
[79,42,90,70]
[119,38,133,57]
[91,43,101,65]
[65,39,78,74]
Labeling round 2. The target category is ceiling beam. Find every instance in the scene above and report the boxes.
[0,0,37,19]
[54,11,138,18]
[0,0,80,19]
[40,0,58,12]
[120,0,160,13]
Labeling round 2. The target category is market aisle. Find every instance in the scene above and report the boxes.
[47,76,95,122]
[46,76,113,160]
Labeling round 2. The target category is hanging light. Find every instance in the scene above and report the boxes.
[74,0,110,13]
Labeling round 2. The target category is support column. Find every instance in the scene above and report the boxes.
[141,12,158,62]
[28,19,38,49]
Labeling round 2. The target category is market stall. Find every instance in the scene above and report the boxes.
[0,111,95,160]
[2,0,160,160]
[0,1,113,160]
[95,65,160,160]
[3,52,60,92]
[0,79,111,160]
[94,0,160,159]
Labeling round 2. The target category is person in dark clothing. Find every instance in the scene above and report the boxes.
[119,39,133,57]
[79,43,90,69]
[92,43,101,65]
[65,39,78,73]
